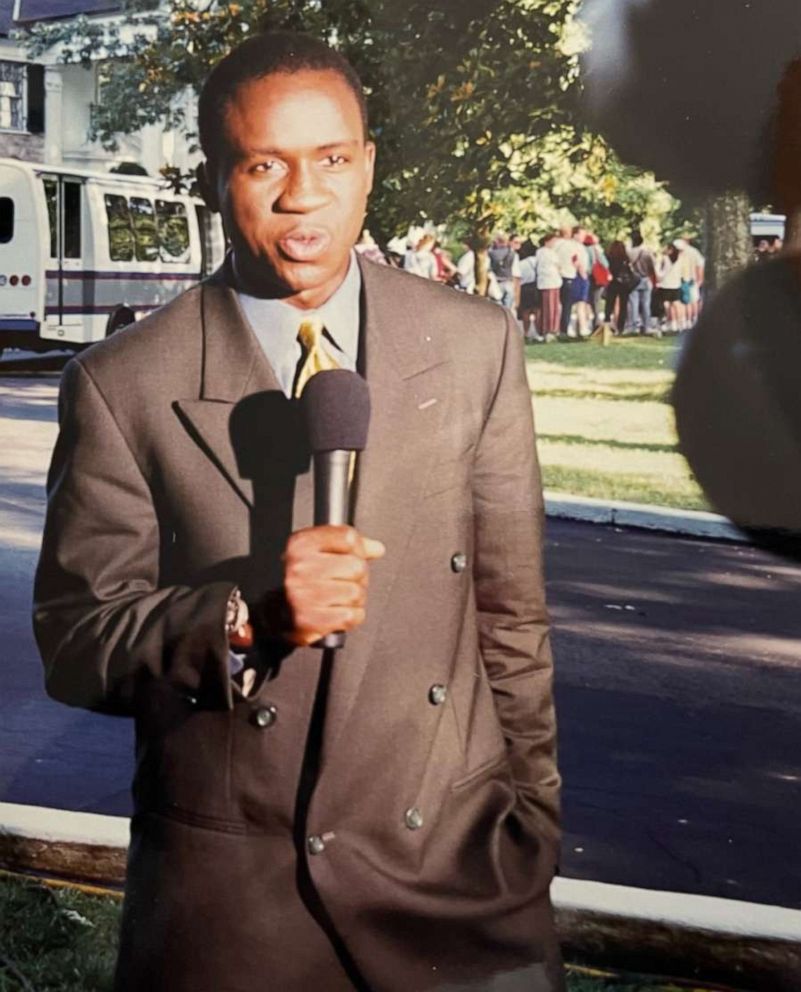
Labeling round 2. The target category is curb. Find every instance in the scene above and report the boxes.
[1,803,799,988]
[544,491,746,543]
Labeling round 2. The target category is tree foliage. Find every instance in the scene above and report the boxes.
[23,0,576,239]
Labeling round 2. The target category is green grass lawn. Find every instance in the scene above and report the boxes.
[525,336,710,511]
[0,874,719,992]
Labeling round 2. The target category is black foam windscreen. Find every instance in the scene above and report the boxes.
[300,369,371,453]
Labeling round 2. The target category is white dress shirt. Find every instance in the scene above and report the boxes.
[237,253,361,397]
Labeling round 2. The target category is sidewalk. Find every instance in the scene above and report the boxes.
[545,491,745,543]
[1,803,799,989]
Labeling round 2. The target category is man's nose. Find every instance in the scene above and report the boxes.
[275,162,329,212]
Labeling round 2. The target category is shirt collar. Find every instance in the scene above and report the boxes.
[235,252,361,361]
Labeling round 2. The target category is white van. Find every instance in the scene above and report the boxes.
[0,158,225,357]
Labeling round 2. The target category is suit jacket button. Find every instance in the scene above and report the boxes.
[404,807,424,830]
[450,552,467,573]
[253,705,277,728]
[428,684,447,705]
[307,835,326,855]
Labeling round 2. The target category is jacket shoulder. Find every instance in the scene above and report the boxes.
[362,258,509,340]
[75,284,204,388]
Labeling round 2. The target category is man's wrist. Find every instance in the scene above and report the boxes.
[225,587,253,649]
[249,588,293,643]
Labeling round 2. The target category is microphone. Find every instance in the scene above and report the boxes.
[299,369,371,650]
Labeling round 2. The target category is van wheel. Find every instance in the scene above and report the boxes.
[106,305,136,337]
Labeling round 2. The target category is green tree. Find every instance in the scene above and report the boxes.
[24,0,576,244]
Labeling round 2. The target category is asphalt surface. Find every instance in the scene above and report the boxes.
[1,354,799,909]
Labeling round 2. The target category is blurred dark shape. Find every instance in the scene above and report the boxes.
[773,59,801,220]
[673,254,801,559]
[673,54,801,560]
[579,0,801,197]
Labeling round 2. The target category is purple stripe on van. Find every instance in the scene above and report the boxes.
[44,270,201,281]
[44,304,163,316]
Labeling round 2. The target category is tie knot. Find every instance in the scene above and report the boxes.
[298,317,324,352]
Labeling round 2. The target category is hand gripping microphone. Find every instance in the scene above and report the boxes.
[299,368,371,650]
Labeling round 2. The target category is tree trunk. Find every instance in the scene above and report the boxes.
[703,190,752,297]
[474,248,490,297]
[784,207,801,252]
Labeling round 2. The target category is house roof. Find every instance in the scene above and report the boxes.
[1,0,121,35]
[0,0,15,36]
[16,0,121,23]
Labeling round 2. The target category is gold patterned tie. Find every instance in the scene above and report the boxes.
[294,317,342,398]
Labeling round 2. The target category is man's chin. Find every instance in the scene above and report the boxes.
[235,252,348,302]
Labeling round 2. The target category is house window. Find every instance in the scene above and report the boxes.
[0,62,25,131]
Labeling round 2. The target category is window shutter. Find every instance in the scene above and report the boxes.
[27,64,45,134]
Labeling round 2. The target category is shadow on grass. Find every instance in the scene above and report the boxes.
[540,434,678,455]
[542,465,709,511]
[0,874,676,992]
[0,873,119,991]
[533,387,672,404]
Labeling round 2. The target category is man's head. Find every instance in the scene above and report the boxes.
[197,31,375,308]
[631,230,644,247]
[509,234,522,253]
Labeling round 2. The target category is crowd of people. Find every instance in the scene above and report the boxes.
[360,226,708,342]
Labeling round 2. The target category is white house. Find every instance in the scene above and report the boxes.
[0,0,197,176]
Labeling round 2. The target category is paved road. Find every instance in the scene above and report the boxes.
[1,362,799,909]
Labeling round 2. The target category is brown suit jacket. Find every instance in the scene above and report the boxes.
[33,258,562,992]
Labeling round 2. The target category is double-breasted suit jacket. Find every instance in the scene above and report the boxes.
[33,257,562,992]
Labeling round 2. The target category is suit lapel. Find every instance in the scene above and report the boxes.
[173,271,282,508]
[320,258,452,760]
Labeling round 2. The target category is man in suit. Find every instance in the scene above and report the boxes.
[33,31,563,992]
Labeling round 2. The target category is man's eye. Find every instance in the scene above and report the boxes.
[252,161,279,173]
[324,154,348,166]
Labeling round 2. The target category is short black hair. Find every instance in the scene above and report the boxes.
[631,230,644,247]
[198,31,368,167]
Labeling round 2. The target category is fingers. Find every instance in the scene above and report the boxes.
[287,525,385,560]
[281,526,385,645]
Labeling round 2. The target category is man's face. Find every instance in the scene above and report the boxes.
[209,69,375,309]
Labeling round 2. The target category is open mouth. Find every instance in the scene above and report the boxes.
[278,229,331,262]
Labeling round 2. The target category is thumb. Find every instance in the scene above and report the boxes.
[360,536,386,560]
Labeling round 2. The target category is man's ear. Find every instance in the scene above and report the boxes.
[364,141,376,196]
[196,161,220,213]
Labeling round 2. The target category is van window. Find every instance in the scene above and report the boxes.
[43,180,57,256]
[63,181,81,259]
[105,194,135,261]
[130,197,159,262]
[0,197,12,243]
[156,200,190,261]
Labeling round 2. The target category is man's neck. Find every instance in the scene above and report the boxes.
[231,253,354,311]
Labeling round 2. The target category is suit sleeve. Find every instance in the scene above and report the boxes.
[472,308,560,857]
[32,358,236,716]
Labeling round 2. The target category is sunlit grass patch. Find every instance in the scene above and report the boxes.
[524,337,709,510]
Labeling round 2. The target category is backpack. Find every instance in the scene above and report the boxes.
[489,246,515,281]
[616,258,640,292]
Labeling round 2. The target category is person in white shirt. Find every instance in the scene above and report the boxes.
[535,232,563,339]
[455,242,476,294]
[656,242,684,331]
[403,233,438,279]
[681,238,706,327]
[518,252,539,342]
[553,226,578,335]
